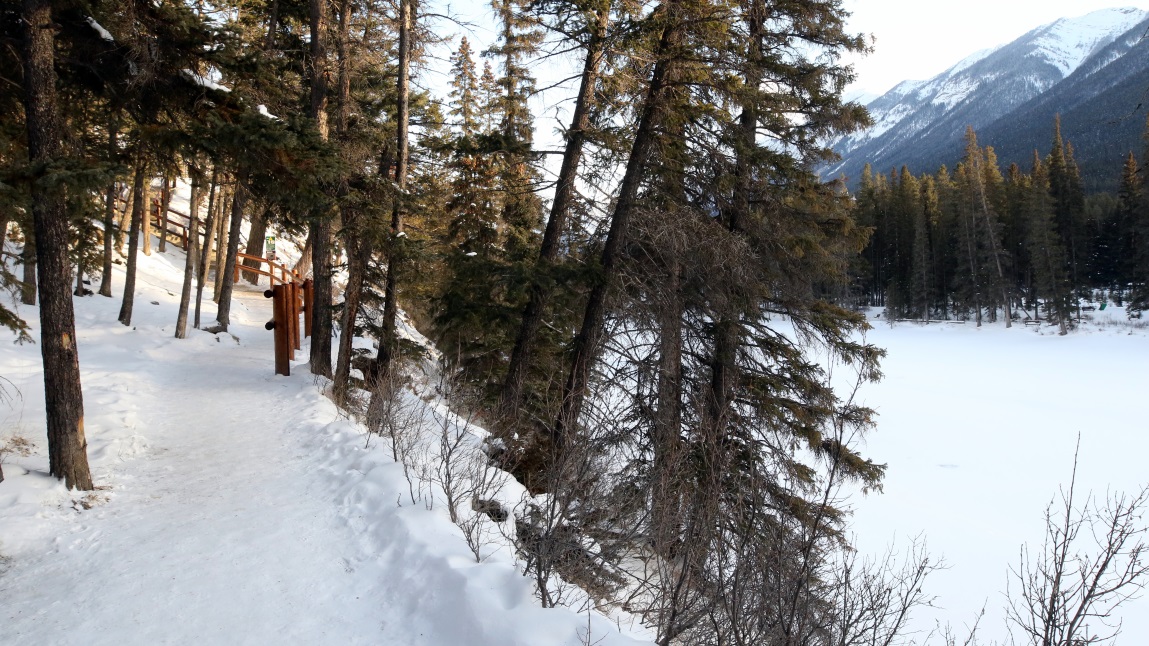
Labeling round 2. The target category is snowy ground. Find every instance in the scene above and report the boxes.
[0,246,647,645]
[850,313,1149,644]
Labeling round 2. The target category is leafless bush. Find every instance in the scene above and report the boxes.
[365,369,431,506]
[1006,441,1149,646]
[431,372,511,562]
[0,431,33,485]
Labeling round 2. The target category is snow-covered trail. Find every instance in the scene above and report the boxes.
[1,284,405,643]
[0,250,645,645]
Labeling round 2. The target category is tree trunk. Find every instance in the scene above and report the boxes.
[367,0,410,393]
[118,156,147,326]
[142,176,153,256]
[241,209,267,284]
[976,178,1011,327]
[176,170,203,338]
[194,167,219,329]
[651,259,683,555]
[98,111,119,297]
[212,185,231,303]
[22,0,93,490]
[20,226,36,305]
[214,169,250,331]
[552,9,681,449]
[333,231,368,402]
[0,211,10,256]
[158,174,172,253]
[307,0,333,377]
[331,0,360,402]
[500,4,610,415]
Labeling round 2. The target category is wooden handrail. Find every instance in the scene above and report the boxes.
[235,252,300,286]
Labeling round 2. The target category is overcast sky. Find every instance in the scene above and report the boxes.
[843,0,1149,97]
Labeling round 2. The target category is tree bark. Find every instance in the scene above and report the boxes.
[118,155,147,326]
[241,209,267,284]
[214,169,250,331]
[20,226,36,305]
[158,174,172,253]
[142,176,153,256]
[307,0,333,377]
[176,169,203,338]
[333,232,368,402]
[22,0,93,490]
[194,166,219,329]
[212,184,231,303]
[499,4,610,415]
[368,0,411,392]
[98,111,119,297]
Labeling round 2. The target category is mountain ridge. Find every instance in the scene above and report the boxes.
[829,7,1149,191]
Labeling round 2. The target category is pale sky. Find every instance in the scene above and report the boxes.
[843,0,1149,97]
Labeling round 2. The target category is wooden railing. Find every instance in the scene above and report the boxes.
[234,252,298,286]
[265,278,313,376]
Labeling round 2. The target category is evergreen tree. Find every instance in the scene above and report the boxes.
[1028,152,1073,333]
[912,175,937,319]
[1115,152,1141,298]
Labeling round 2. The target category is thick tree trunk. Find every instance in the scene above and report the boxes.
[194,167,219,329]
[118,157,147,326]
[20,227,36,305]
[98,112,119,297]
[176,171,203,338]
[307,0,333,377]
[552,11,681,449]
[214,169,250,331]
[241,209,267,284]
[22,0,93,490]
[330,0,359,402]
[500,5,610,415]
[367,0,410,393]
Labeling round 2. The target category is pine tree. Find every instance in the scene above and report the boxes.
[500,0,614,415]
[1115,152,1141,300]
[912,175,937,319]
[1028,152,1073,333]
[20,0,93,490]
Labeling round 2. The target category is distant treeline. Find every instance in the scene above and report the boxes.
[851,117,1149,333]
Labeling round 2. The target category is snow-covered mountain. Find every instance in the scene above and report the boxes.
[828,7,1148,186]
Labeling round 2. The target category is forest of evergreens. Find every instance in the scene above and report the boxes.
[852,118,1149,334]
[4,0,1149,643]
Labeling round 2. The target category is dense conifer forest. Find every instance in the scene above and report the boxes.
[4,1,1149,643]
[852,118,1149,333]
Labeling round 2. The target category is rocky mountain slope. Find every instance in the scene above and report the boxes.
[829,7,1149,192]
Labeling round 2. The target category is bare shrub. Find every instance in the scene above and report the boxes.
[431,372,512,562]
[365,368,431,506]
[1006,440,1149,646]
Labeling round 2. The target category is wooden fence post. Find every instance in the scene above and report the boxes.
[289,281,301,351]
[265,285,291,376]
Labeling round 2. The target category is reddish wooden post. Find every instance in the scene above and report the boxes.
[289,281,302,351]
[265,285,290,376]
[301,278,313,338]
